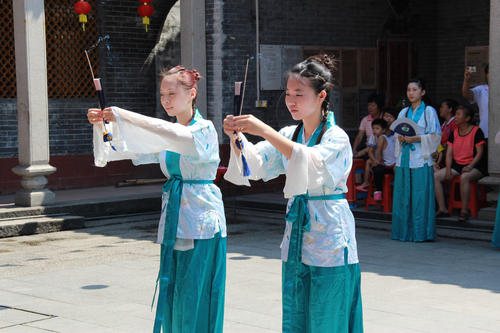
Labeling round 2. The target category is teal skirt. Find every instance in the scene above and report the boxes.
[282,259,363,333]
[392,164,436,242]
[155,233,226,333]
[492,191,500,248]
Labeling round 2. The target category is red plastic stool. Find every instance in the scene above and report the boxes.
[447,176,486,217]
[346,159,366,205]
[215,166,227,184]
[365,173,394,213]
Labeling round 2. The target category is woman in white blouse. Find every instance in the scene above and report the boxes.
[224,55,363,333]
[392,78,441,242]
[87,66,226,333]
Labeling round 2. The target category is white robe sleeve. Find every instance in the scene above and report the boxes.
[93,106,197,167]
[394,134,402,160]
[283,126,352,198]
[420,107,442,159]
[224,129,289,186]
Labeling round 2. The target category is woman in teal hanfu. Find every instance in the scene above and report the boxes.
[492,131,500,248]
[87,66,226,333]
[392,77,441,242]
[493,197,500,248]
[224,55,363,333]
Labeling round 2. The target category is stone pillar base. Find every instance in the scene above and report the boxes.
[14,189,56,207]
[12,164,57,207]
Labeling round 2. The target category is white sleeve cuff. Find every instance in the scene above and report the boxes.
[224,137,251,186]
[283,143,331,198]
[421,133,441,159]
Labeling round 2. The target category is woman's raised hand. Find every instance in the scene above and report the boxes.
[87,107,115,124]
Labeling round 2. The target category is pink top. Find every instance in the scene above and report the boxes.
[359,114,376,143]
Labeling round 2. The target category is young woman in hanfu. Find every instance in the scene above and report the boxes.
[392,77,441,242]
[224,55,363,333]
[492,130,500,248]
[87,66,226,333]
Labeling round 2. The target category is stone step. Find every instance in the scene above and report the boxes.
[225,207,285,225]
[0,212,162,239]
[0,215,84,238]
[224,199,496,243]
[355,218,493,242]
[227,197,496,229]
[0,194,161,220]
[478,207,497,221]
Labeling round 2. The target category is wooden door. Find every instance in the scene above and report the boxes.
[378,39,416,108]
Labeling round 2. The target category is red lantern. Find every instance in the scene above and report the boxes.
[137,1,154,32]
[74,0,91,31]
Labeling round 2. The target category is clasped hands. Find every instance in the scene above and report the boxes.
[87,107,115,124]
[397,135,419,144]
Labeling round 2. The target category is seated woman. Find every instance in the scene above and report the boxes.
[434,99,458,168]
[434,105,486,221]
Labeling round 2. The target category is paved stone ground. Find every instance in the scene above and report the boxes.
[0,217,499,332]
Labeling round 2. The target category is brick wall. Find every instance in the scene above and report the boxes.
[432,0,489,104]
[0,100,17,158]
[211,0,491,142]
[215,0,392,143]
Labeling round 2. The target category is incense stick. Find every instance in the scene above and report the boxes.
[239,57,250,116]
[84,50,95,80]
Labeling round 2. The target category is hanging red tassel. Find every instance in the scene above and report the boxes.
[137,1,154,32]
[74,0,91,31]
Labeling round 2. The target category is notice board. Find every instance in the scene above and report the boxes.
[260,44,302,90]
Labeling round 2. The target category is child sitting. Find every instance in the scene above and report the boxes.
[371,118,396,200]
[356,118,392,193]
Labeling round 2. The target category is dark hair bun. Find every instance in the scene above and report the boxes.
[306,54,337,76]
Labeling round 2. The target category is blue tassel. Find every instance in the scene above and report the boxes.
[235,137,251,176]
[241,155,251,177]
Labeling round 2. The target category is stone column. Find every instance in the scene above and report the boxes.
[12,0,56,206]
[481,1,500,186]
[180,0,207,118]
